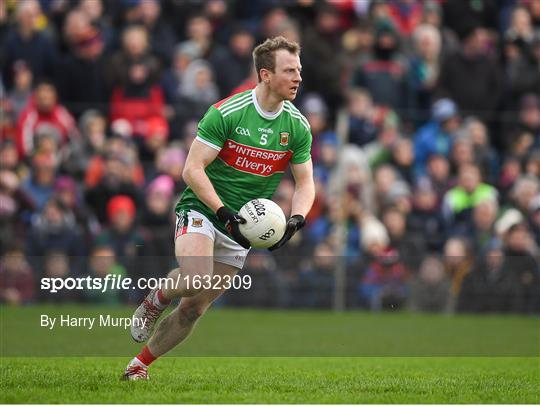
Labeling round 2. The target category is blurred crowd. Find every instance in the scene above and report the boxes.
[0,0,539,314]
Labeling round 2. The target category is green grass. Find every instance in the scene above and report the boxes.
[1,305,539,403]
[1,306,539,356]
[1,357,538,403]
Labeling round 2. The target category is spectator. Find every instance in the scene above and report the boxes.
[84,135,144,189]
[409,255,451,312]
[449,135,475,175]
[500,222,540,313]
[6,60,33,120]
[38,251,79,303]
[509,175,540,217]
[372,164,411,214]
[1,146,25,182]
[443,237,473,305]
[25,197,85,276]
[407,179,446,253]
[94,195,147,302]
[501,9,540,116]
[107,25,165,139]
[351,19,408,112]
[498,156,522,201]
[442,163,498,235]
[154,145,186,193]
[1,0,56,91]
[140,175,175,278]
[57,11,109,117]
[227,251,286,308]
[364,109,401,169]
[436,25,501,124]
[340,88,378,147]
[0,244,35,305]
[106,24,160,87]
[425,153,452,200]
[382,206,426,270]
[441,1,498,45]
[525,151,540,178]
[16,80,77,158]
[174,60,220,128]
[301,3,345,112]
[421,1,460,57]
[85,153,141,224]
[390,137,415,185]
[183,13,227,61]
[327,144,374,213]
[161,41,201,105]
[457,240,522,313]
[360,247,408,311]
[461,117,499,183]
[77,0,114,51]
[300,93,337,165]
[414,98,460,178]
[84,245,127,305]
[471,198,499,253]
[294,242,336,309]
[407,24,442,124]
[20,152,57,211]
[210,26,255,97]
[0,168,34,251]
[528,196,540,246]
[109,45,166,140]
[131,0,177,66]
[341,22,374,78]
[53,175,99,242]
[62,110,107,180]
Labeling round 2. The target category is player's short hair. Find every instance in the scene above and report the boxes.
[252,36,300,82]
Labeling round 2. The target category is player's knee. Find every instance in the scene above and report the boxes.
[178,303,206,324]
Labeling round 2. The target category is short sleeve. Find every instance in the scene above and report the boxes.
[196,106,229,150]
[291,126,312,164]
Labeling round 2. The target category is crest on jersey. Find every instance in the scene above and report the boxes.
[279,132,289,146]
[191,218,203,228]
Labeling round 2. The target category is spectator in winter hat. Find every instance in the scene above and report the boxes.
[95,194,146,302]
[414,98,460,178]
[141,175,175,278]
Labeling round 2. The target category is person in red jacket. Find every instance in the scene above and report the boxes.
[16,80,77,158]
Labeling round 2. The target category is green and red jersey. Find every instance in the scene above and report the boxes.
[176,89,312,237]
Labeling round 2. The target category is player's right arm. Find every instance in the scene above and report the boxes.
[183,105,251,249]
[182,139,224,213]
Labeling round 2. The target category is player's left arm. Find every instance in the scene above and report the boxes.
[269,158,314,251]
[290,158,315,218]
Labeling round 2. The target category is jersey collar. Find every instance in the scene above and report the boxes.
[251,89,283,120]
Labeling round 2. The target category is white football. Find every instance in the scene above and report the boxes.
[238,198,286,249]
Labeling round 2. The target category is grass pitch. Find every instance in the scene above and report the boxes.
[1,305,539,403]
[1,357,538,403]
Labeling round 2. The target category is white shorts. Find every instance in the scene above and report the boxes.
[175,209,249,269]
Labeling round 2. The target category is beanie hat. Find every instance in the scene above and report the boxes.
[107,195,135,221]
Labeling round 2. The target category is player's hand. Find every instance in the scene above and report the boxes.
[268,214,305,251]
[216,206,251,249]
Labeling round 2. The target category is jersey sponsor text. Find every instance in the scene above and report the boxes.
[218,140,292,176]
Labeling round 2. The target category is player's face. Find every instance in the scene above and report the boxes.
[269,49,302,101]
